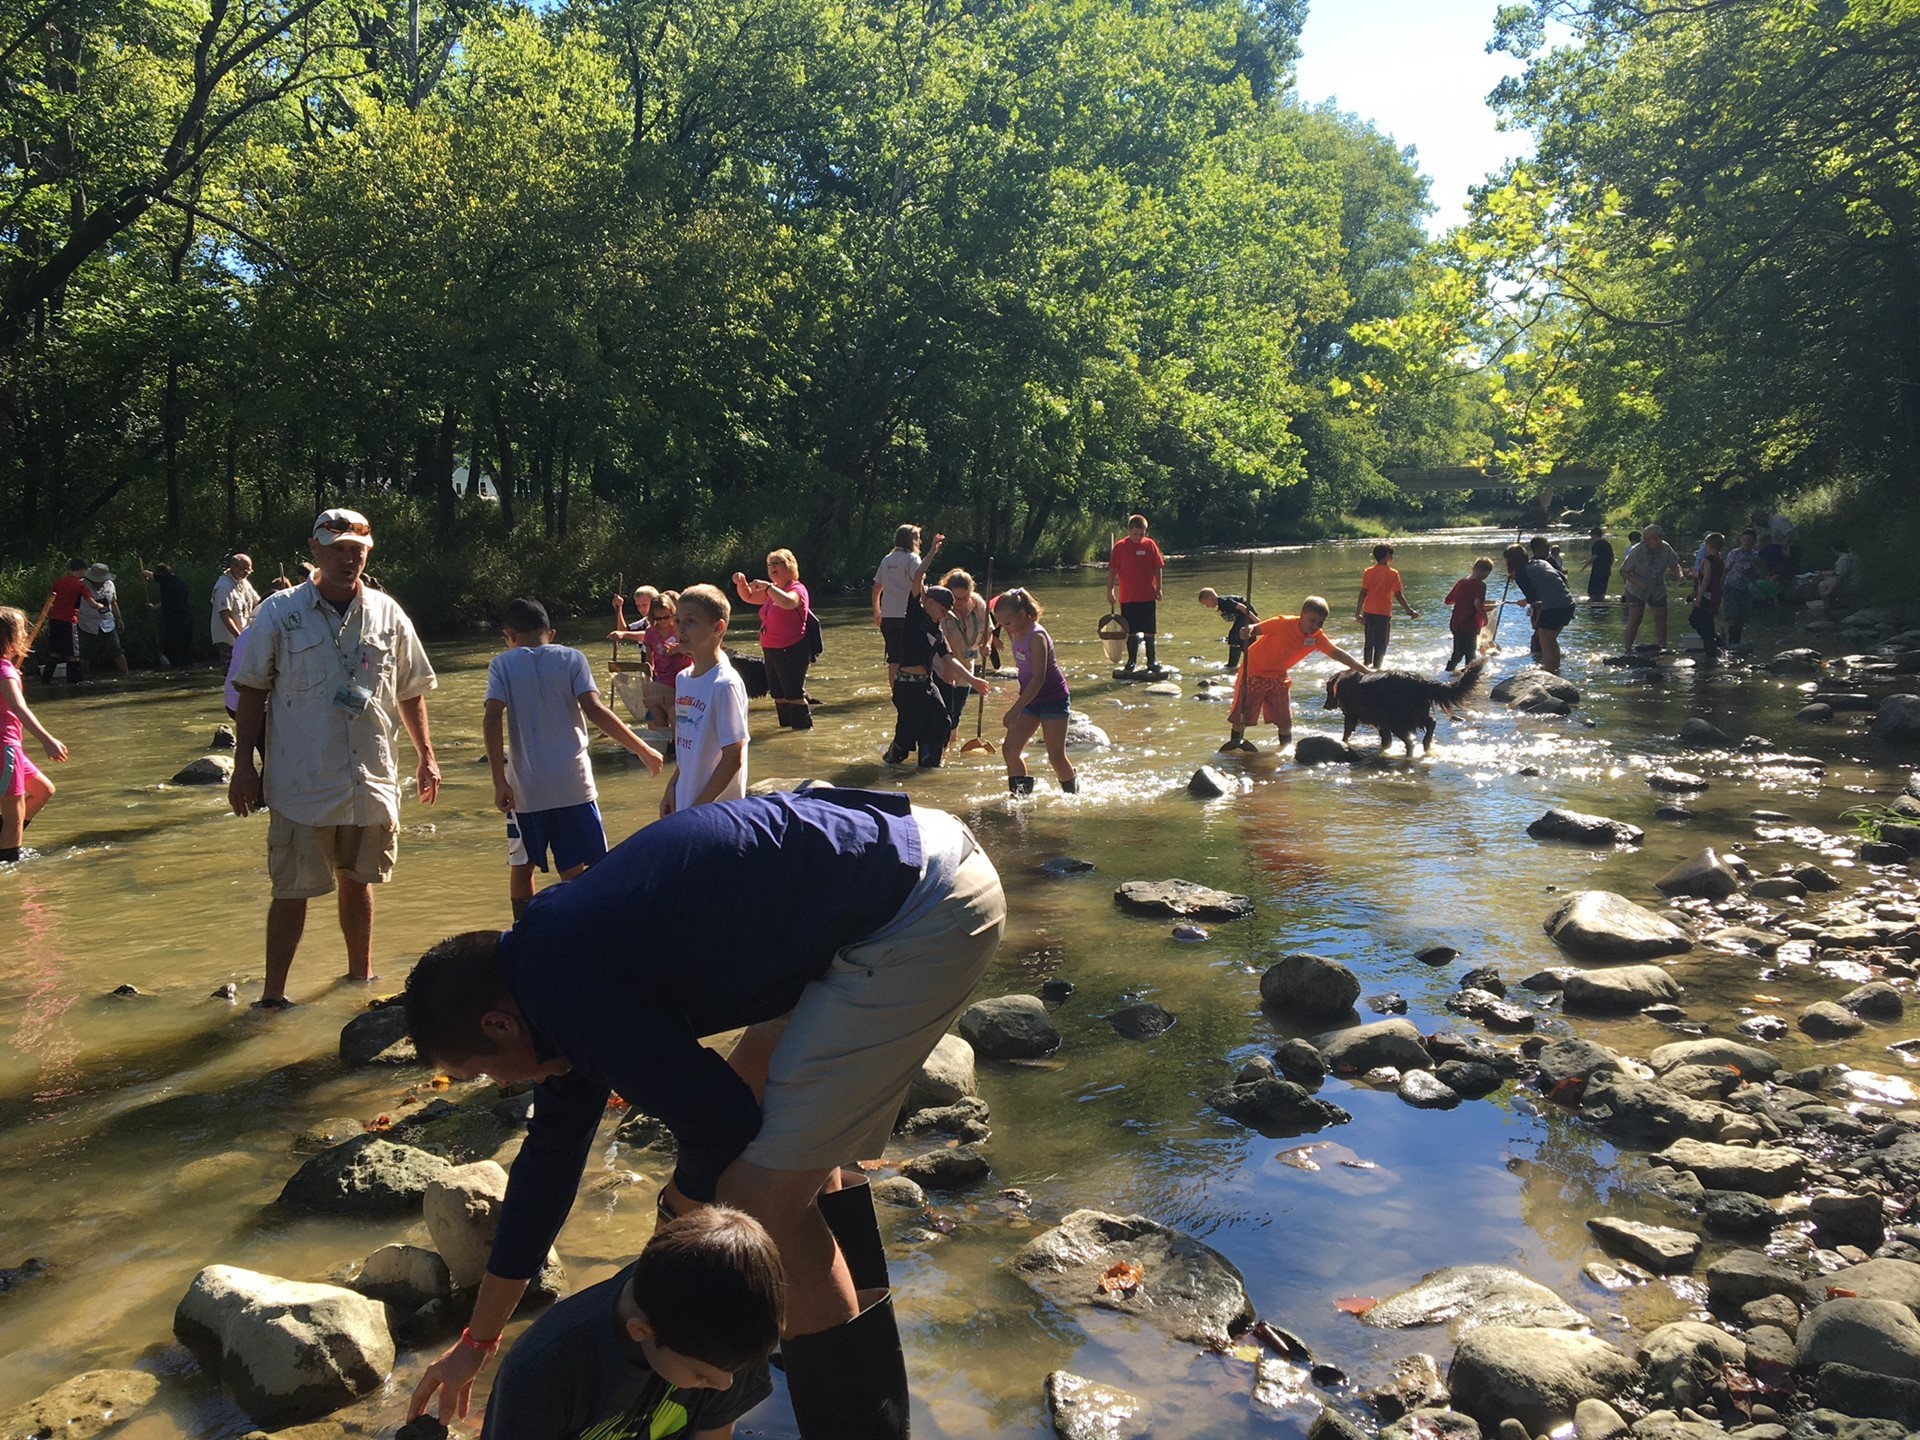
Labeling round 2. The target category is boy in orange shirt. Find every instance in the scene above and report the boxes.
[1220,597,1367,752]
[1106,513,1166,674]
[1355,543,1419,669]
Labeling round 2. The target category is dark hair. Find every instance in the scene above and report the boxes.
[1529,535,1550,552]
[1504,542,1531,574]
[402,932,511,1067]
[503,596,551,634]
[1833,538,1850,551]
[1628,530,1642,544]
[68,556,88,570]
[893,524,919,549]
[631,1207,786,1369]
[1371,543,1393,562]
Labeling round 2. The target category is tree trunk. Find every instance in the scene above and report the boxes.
[556,426,573,539]
[434,404,458,546]
[224,408,239,538]
[488,394,518,531]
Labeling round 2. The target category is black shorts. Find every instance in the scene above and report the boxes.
[1536,605,1575,634]
[1120,600,1158,635]
[880,616,910,664]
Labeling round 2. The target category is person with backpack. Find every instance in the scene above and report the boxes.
[732,548,815,731]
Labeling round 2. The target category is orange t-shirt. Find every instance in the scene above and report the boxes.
[1243,616,1337,680]
[1108,537,1165,605]
[1359,563,1403,616]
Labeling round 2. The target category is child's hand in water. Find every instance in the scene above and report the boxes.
[43,736,67,762]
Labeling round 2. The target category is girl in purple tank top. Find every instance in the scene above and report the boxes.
[994,587,1076,797]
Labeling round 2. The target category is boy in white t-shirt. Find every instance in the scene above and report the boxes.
[486,597,664,919]
[661,585,749,817]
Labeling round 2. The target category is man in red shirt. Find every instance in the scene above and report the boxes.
[41,558,104,683]
[1106,513,1166,674]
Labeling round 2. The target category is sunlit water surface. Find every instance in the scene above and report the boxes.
[3,532,1916,1437]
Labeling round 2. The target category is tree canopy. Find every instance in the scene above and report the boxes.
[3,0,1479,612]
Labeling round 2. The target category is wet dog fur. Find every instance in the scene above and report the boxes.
[1322,657,1484,754]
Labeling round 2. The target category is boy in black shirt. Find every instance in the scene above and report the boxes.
[882,585,989,767]
[480,1207,782,1440]
[1197,588,1258,669]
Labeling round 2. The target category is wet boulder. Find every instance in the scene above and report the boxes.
[1800,1002,1866,1039]
[1361,1265,1586,1341]
[1444,989,1535,1032]
[171,754,234,785]
[1208,1077,1351,1137]
[1313,1019,1432,1074]
[1822,1257,1920,1315]
[1045,1371,1150,1440]
[1108,1002,1176,1040]
[1293,734,1354,765]
[423,1160,510,1289]
[1811,1195,1886,1251]
[1769,648,1823,675]
[1649,1036,1781,1078]
[1797,703,1835,724]
[1658,1138,1807,1196]
[1527,809,1644,846]
[1545,892,1693,960]
[1705,1250,1811,1307]
[1638,1321,1744,1410]
[1586,1219,1701,1273]
[901,1142,992,1190]
[1579,1073,1724,1142]
[1260,953,1361,1021]
[959,995,1061,1060]
[1446,1326,1637,1432]
[1536,1037,1624,1086]
[1678,718,1733,748]
[1870,695,1920,746]
[1273,1037,1329,1085]
[352,1244,451,1310]
[1797,1297,1920,1380]
[174,1265,394,1425]
[338,1005,416,1067]
[895,1095,991,1142]
[1011,1210,1255,1345]
[903,1033,977,1113]
[1811,1364,1920,1429]
[1398,1070,1461,1109]
[1186,766,1230,798]
[1561,965,1682,1016]
[1654,849,1741,900]
[1647,768,1710,794]
[0,1370,162,1440]
[1435,1061,1503,1099]
[277,1134,450,1217]
[1040,856,1095,876]
[1113,879,1253,921]
[1491,669,1581,709]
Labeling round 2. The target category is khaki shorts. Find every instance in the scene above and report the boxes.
[741,844,1006,1174]
[267,810,397,899]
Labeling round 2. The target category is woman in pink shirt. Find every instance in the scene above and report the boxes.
[732,549,814,730]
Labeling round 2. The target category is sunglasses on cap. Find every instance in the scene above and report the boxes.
[318,516,372,537]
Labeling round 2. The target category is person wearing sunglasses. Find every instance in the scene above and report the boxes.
[227,508,441,1008]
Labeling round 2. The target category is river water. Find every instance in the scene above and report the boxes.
[2,531,1915,1438]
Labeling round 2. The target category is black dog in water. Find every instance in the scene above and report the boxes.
[1323,657,1484,754]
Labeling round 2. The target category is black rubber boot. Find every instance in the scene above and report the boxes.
[1060,776,1077,794]
[817,1180,890,1293]
[783,1291,910,1440]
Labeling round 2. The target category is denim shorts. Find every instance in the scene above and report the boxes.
[1022,698,1071,720]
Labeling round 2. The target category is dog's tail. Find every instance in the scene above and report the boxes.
[1431,656,1485,713]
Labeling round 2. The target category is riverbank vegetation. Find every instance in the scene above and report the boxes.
[2,0,1507,616]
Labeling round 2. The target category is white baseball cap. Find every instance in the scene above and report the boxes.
[312,509,374,549]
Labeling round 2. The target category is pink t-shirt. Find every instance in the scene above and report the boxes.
[0,658,22,754]
[759,582,810,651]
[644,627,693,685]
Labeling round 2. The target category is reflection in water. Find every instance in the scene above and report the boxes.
[0,531,1914,1434]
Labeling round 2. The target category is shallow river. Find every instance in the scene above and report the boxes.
[2,531,1915,1438]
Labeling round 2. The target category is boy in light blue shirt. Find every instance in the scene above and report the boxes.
[485,596,663,919]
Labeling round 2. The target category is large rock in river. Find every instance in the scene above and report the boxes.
[1491,669,1580,708]
[1655,849,1741,900]
[174,1265,393,1425]
[277,1133,450,1216]
[1259,953,1361,1020]
[423,1160,510,1289]
[1045,1371,1150,1440]
[1871,695,1920,746]
[1797,1297,1920,1379]
[1544,892,1692,960]
[1561,965,1682,1015]
[0,1370,162,1440]
[1649,1037,1781,1078]
[1447,1326,1638,1432]
[903,1033,977,1113]
[338,1004,415,1067]
[1113,879,1252,921]
[959,995,1061,1060]
[1312,1018,1432,1073]
[1361,1265,1586,1341]
[1655,1138,1807,1195]
[1528,809,1644,846]
[1208,1077,1351,1137]
[1010,1210,1254,1345]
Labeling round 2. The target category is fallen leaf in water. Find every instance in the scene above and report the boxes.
[1548,1076,1586,1106]
[1333,1296,1377,1316]
[364,1114,392,1131]
[606,1094,626,1109]
[1825,1285,1858,1298]
[1753,994,1786,1004]
[1098,1261,1144,1295]
[855,1158,888,1172]
[1276,1145,1324,1171]
[1228,1344,1261,1363]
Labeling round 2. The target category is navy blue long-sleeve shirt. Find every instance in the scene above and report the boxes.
[487,788,923,1280]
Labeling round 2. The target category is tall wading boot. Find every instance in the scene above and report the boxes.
[783,1292,911,1440]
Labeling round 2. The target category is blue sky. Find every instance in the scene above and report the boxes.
[1293,0,1533,230]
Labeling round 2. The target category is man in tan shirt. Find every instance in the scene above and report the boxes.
[228,509,440,1007]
